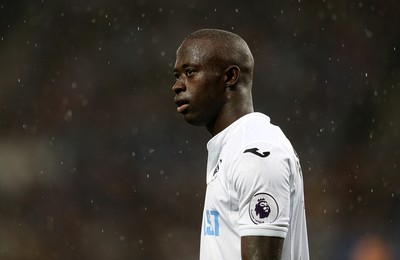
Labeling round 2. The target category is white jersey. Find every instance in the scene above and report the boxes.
[200,112,309,260]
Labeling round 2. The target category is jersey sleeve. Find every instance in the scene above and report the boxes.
[229,141,292,238]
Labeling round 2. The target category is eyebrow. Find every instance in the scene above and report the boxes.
[173,63,196,73]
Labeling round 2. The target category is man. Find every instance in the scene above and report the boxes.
[172,29,309,260]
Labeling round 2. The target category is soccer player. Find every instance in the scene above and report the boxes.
[172,29,309,260]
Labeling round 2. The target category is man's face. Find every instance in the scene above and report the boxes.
[172,39,226,127]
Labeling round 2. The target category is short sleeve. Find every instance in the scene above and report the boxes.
[229,141,292,238]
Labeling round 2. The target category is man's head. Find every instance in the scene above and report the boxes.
[172,29,255,135]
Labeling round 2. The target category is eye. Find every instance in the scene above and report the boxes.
[173,71,179,79]
[185,68,194,77]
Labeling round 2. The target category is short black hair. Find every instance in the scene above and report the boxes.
[184,28,254,75]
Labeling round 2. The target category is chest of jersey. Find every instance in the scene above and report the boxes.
[203,155,240,235]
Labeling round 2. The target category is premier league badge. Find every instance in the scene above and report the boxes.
[249,193,279,224]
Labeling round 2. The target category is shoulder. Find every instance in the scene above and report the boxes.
[221,113,295,174]
[232,113,287,145]
[232,140,292,172]
[226,113,292,156]
[225,140,293,190]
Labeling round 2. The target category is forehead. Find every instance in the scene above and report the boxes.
[175,39,215,66]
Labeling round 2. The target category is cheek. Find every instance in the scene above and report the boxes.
[188,74,224,108]
[202,77,224,99]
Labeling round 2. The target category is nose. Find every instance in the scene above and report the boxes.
[172,78,186,94]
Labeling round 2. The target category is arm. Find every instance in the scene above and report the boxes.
[241,236,284,260]
[232,142,290,259]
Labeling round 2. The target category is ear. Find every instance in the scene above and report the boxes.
[224,65,240,88]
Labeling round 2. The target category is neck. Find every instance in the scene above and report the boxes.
[206,102,254,136]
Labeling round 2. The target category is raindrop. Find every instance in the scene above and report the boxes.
[365,29,373,38]
[64,110,72,121]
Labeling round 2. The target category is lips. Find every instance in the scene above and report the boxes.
[177,103,189,113]
[174,97,189,113]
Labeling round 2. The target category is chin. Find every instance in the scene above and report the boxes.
[183,114,206,126]
[183,117,201,126]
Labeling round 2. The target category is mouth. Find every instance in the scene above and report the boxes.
[174,98,189,113]
[177,103,189,113]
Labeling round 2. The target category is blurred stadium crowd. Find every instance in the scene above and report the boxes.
[0,0,399,259]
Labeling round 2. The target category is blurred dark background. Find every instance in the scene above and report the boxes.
[0,0,399,259]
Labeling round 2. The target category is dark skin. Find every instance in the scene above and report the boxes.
[173,32,284,259]
[173,38,254,135]
[241,236,284,260]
